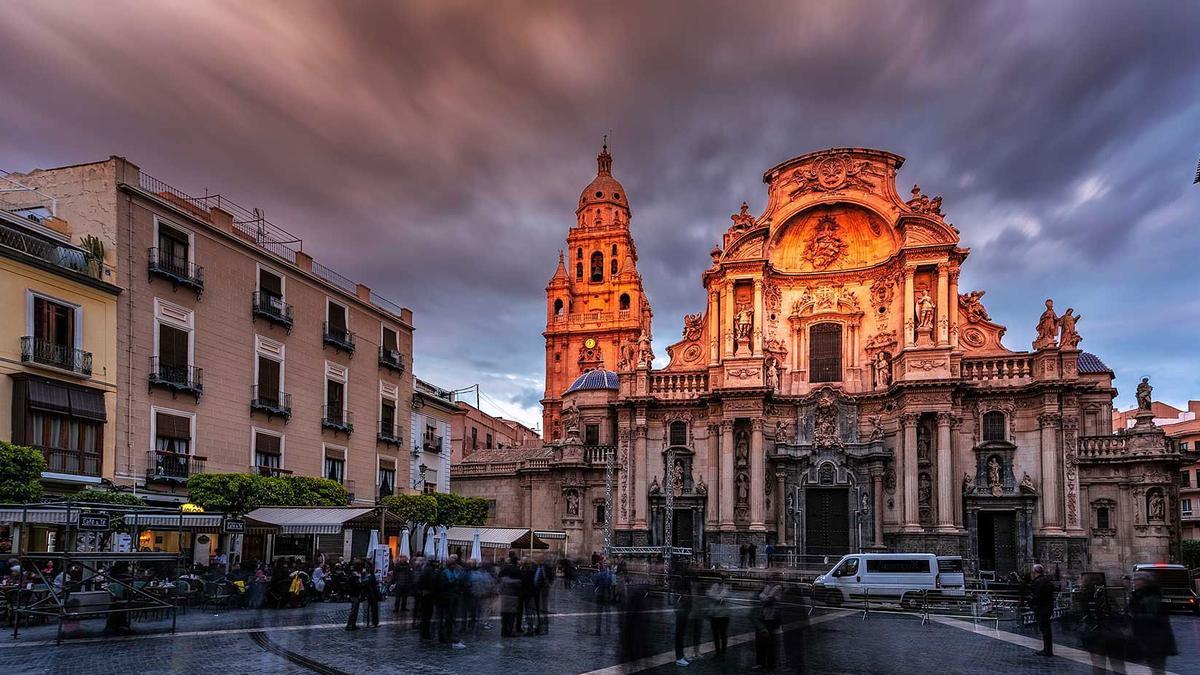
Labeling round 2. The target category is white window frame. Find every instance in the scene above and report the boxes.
[256,262,287,302]
[381,324,399,358]
[153,297,195,368]
[326,297,349,332]
[323,443,347,484]
[1183,499,1193,517]
[150,405,197,456]
[254,335,286,395]
[153,216,195,267]
[26,290,84,351]
[250,426,285,471]
[380,380,399,437]
[324,361,348,415]
[377,455,397,489]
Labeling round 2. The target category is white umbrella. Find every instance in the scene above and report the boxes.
[470,529,482,563]
[422,525,436,559]
[399,527,411,558]
[368,529,379,551]
[438,525,450,561]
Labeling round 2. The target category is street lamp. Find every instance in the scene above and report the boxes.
[411,462,428,491]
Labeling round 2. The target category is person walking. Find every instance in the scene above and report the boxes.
[536,554,555,635]
[519,556,538,635]
[1129,571,1177,675]
[749,542,758,568]
[499,552,522,637]
[345,558,366,631]
[437,555,467,648]
[414,557,437,639]
[706,573,731,659]
[753,575,783,670]
[364,561,382,628]
[1080,576,1125,675]
[1030,563,1057,657]
[671,563,693,667]
[739,544,748,569]
[764,542,774,569]
[392,555,413,613]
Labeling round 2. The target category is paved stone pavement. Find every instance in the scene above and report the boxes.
[2,587,1197,673]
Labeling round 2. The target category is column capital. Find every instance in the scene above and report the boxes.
[900,412,921,427]
[752,418,766,432]
[935,411,954,426]
[1037,412,1063,428]
[720,420,735,432]
[635,423,649,438]
[903,266,917,279]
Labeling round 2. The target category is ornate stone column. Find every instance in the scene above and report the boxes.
[936,412,955,530]
[633,422,649,529]
[707,424,721,529]
[872,472,885,546]
[720,420,735,530]
[1063,415,1084,533]
[750,419,766,530]
[1039,412,1063,532]
[948,265,960,349]
[708,289,721,362]
[901,413,920,531]
[723,286,735,357]
[752,279,764,356]
[775,471,787,545]
[936,263,949,345]
[903,267,916,347]
[950,414,965,527]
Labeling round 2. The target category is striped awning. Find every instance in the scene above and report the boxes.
[533,530,567,541]
[124,513,224,530]
[0,508,77,524]
[247,507,380,535]
[444,527,549,550]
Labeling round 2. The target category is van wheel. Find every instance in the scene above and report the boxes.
[823,589,843,607]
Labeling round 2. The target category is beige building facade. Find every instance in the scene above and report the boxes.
[451,398,541,464]
[6,158,416,505]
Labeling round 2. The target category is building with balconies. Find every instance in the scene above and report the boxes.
[5,158,417,507]
[0,172,121,495]
[410,378,457,495]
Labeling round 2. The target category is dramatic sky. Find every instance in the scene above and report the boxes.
[3,1,1199,430]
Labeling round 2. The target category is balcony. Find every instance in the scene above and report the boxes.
[379,347,405,374]
[251,463,293,478]
[146,450,206,483]
[21,336,93,377]
[322,405,354,435]
[250,386,292,421]
[378,421,404,447]
[0,219,113,283]
[251,291,293,331]
[422,436,444,453]
[323,321,356,355]
[149,357,204,398]
[343,479,357,504]
[147,247,204,295]
[38,445,101,478]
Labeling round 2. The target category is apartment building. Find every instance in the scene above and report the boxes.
[411,378,458,494]
[0,175,121,502]
[450,398,541,463]
[5,158,415,505]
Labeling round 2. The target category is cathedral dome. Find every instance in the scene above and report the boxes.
[564,368,619,395]
[577,143,629,212]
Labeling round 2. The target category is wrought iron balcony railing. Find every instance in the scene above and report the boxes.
[251,463,293,478]
[20,336,93,377]
[250,385,292,420]
[379,347,405,374]
[147,449,206,482]
[323,321,355,354]
[378,421,403,446]
[147,247,204,294]
[0,220,112,282]
[38,445,102,477]
[252,291,293,330]
[149,356,203,398]
[321,405,354,435]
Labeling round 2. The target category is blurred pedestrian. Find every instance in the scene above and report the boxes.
[438,554,467,648]
[593,559,615,635]
[671,563,693,667]
[345,558,366,631]
[764,542,774,568]
[519,556,538,635]
[1129,571,1176,675]
[536,554,555,634]
[1080,576,1125,675]
[753,574,783,670]
[414,557,437,638]
[364,560,381,628]
[1030,563,1056,657]
[392,555,413,613]
[749,542,758,568]
[499,552,522,637]
[706,573,731,659]
[740,544,748,568]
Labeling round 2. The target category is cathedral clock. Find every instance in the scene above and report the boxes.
[584,337,597,349]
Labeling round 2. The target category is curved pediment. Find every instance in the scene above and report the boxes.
[899,215,960,247]
[768,204,900,274]
[724,230,766,261]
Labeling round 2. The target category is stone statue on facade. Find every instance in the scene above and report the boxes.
[1019,473,1036,494]
[1136,377,1153,411]
[672,459,685,497]
[733,304,753,352]
[729,201,754,233]
[1034,299,1059,350]
[868,415,885,442]
[960,290,990,323]
[561,399,581,442]
[872,350,891,389]
[565,490,580,516]
[962,471,975,493]
[637,330,654,367]
[736,472,749,505]
[682,313,704,341]
[1058,308,1082,349]
[918,473,932,506]
[916,289,935,330]
[695,476,707,495]
[649,476,661,494]
[735,428,750,467]
[813,393,842,448]
[765,356,781,390]
[988,456,1003,496]
[1148,490,1165,521]
[917,436,931,464]
[775,420,792,444]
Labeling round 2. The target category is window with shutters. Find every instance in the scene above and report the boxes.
[259,268,283,303]
[982,411,1006,442]
[154,411,192,455]
[382,326,398,354]
[327,301,347,330]
[381,399,396,436]
[326,379,345,423]
[33,296,75,348]
[157,222,191,272]
[809,323,842,383]
[590,252,604,282]
[324,454,345,484]
[257,355,282,405]
[254,431,282,471]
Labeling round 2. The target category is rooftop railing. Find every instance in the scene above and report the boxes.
[0,219,112,282]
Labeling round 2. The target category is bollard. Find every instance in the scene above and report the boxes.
[862,586,869,620]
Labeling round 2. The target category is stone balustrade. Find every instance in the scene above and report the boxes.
[583,445,615,464]
[1078,435,1128,458]
[649,370,708,400]
[961,356,1034,383]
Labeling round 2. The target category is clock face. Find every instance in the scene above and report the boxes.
[584,337,597,349]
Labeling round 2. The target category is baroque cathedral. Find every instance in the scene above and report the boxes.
[452,145,1189,579]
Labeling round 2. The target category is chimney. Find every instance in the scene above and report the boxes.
[295,251,313,272]
[209,206,235,234]
[356,283,371,302]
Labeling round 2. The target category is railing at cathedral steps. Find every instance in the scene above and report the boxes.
[649,370,708,400]
[1078,435,1128,459]
[961,356,1035,383]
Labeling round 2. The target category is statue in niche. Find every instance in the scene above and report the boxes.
[916,289,935,330]
[649,476,661,494]
[561,399,581,441]
[765,356,781,390]
[917,433,931,464]
[860,491,870,513]
[565,490,580,516]
[1136,377,1153,411]
[735,472,749,505]
[733,304,753,352]
[775,420,792,445]
[695,476,707,495]
[672,459,685,496]
[988,456,1003,496]
[1058,309,1082,349]
[962,472,975,493]
[735,428,750,467]
[918,473,932,506]
[872,351,892,388]
[1148,489,1165,522]
[1034,299,1059,349]
[1020,473,1036,494]
[813,393,841,448]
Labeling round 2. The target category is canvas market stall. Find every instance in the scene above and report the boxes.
[247,507,405,561]
[443,527,550,562]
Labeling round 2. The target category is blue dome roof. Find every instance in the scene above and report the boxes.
[564,369,619,395]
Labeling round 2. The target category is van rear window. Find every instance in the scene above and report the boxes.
[866,558,930,574]
[937,559,963,572]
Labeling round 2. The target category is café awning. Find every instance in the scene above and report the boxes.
[0,507,77,524]
[247,507,402,535]
[444,527,549,550]
[534,530,567,541]
[124,513,224,531]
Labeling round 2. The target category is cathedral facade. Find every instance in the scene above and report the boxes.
[452,146,1189,579]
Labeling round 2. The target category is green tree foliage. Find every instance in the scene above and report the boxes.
[186,473,349,514]
[430,492,489,526]
[0,440,46,503]
[380,493,437,525]
[1183,539,1200,571]
[70,488,146,506]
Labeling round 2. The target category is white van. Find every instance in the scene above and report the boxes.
[936,556,966,597]
[814,553,948,606]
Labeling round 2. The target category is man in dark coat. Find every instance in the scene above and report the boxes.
[1030,563,1057,657]
[1129,571,1177,674]
[392,555,413,613]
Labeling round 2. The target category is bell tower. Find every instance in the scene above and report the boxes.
[542,142,652,440]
